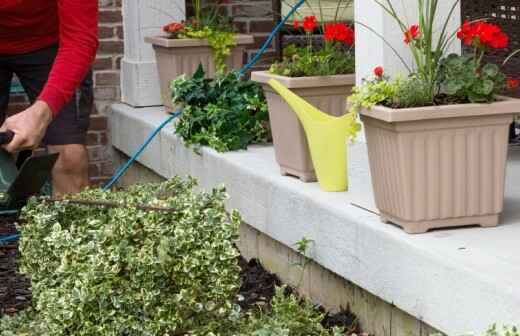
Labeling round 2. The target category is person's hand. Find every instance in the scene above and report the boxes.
[0,100,53,153]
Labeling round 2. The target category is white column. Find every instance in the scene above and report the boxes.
[121,0,185,107]
[354,0,462,84]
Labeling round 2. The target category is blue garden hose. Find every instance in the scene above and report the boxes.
[102,0,306,191]
[0,0,307,245]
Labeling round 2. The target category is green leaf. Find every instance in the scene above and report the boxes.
[482,63,499,78]
[193,63,206,80]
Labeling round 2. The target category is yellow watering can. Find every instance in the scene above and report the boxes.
[268,79,360,192]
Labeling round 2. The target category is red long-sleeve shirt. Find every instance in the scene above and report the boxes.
[0,0,99,116]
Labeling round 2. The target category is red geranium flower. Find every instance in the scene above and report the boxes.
[507,77,519,90]
[457,21,509,50]
[374,66,384,78]
[303,16,317,33]
[293,19,300,30]
[163,22,185,35]
[324,24,336,41]
[404,24,420,44]
[457,21,475,45]
[324,23,355,45]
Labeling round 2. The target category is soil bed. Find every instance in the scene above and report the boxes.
[0,216,31,317]
[1,218,360,334]
[238,257,361,334]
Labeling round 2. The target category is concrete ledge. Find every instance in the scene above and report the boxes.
[110,103,520,335]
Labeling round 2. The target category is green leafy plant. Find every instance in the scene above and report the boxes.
[270,15,355,77]
[484,325,520,336]
[391,75,434,108]
[270,44,355,77]
[429,325,520,336]
[182,27,236,74]
[351,0,515,110]
[237,286,345,336]
[438,54,506,103]
[162,0,236,74]
[373,0,462,100]
[348,76,401,112]
[0,178,242,336]
[172,66,270,152]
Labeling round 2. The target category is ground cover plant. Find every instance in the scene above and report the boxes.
[0,178,358,335]
[172,66,270,152]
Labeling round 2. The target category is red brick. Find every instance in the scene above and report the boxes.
[94,87,119,101]
[98,26,114,39]
[89,163,100,177]
[86,132,99,146]
[87,145,106,162]
[233,21,247,33]
[93,57,113,70]
[116,26,124,40]
[99,9,122,24]
[89,115,108,131]
[99,0,116,8]
[252,35,274,49]
[100,161,114,176]
[250,20,276,33]
[100,132,108,145]
[95,72,120,86]
[98,40,124,54]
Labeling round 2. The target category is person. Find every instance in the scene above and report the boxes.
[0,1,99,196]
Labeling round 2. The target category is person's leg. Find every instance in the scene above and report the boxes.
[11,45,91,196]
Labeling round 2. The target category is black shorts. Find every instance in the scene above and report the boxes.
[0,44,92,145]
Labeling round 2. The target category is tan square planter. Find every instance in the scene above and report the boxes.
[145,34,253,111]
[360,99,520,234]
[252,71,355,182]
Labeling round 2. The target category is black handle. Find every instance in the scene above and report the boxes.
[0,131,14,145]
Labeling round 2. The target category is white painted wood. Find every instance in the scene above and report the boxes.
[121,0,185,107]
[354,0,461,84]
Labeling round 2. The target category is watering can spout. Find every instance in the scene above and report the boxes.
[268,79,360,192]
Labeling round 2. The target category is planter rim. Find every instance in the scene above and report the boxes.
[251,70,355,89]
[144,34,254,48]
[359,96,520,123]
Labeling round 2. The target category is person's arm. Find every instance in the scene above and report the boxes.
[1,0,98,152]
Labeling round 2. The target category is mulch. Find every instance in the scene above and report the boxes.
[0,217,31,317]
[238,257,361,334]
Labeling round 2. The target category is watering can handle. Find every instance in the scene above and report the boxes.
[0,131,14,145]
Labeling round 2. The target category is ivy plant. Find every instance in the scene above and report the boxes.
[1,178,242,336]
[184,27,236,74]
[236,287,345,336]
[172,66,271,153]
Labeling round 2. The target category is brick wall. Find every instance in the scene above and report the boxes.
[226,0,278,71]
[90,0,124,187]
[5,0,123,188]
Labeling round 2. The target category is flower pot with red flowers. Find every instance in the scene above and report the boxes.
[145,1,253,111]
[350,0,520,233]
[252,12,356,182]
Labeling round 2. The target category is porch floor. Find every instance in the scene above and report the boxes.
[111,103,520,335]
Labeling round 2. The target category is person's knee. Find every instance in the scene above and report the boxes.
[49,144,88,176]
